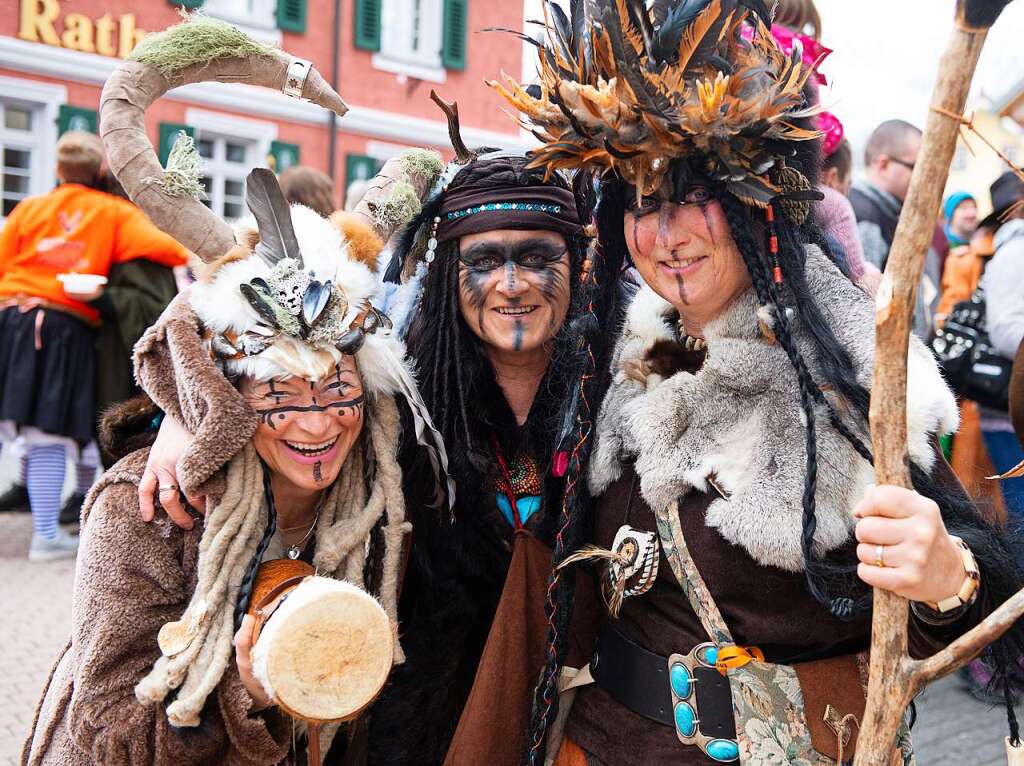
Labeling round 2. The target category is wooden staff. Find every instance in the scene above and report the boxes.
[856,1,1018,764]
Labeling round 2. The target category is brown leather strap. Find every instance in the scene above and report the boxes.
[250,574,310,644]
[308,722,322,766]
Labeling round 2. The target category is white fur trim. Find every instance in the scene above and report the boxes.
[189,204,385,384]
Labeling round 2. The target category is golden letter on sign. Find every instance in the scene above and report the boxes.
[95,13,116,57]
[118,14,143,58]
[18,0,60,45]
[62,13,95,53]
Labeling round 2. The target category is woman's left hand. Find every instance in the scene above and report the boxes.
[854,484,967,604]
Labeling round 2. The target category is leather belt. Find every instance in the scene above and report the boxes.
[590,623,737,741]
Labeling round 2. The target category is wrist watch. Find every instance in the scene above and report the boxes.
[924,535,980,613]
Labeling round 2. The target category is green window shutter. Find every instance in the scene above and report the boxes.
[442,0,467,70]
[277,0,307,33]
[353,0,381,52]
[158,123,196,166]
[168,0,204,8]
[57,105,97,136]
[270,141,301,172]
[345,154,379,189]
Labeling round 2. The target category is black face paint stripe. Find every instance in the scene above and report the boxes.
[255,394,366,427]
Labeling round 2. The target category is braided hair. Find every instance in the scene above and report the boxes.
[524,177,631,764]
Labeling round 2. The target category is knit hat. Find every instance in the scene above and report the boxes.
[943,191,974,222]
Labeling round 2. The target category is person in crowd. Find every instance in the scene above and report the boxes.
[936,205,1004,519]
[23,164,419,765]
[0,131,187,561]
[821,135,853,197]
[768,0,877,291]
[493,2,1024,763]
[278,164,337,219]
[366,148,615,765]
[944,191,979,250]
[850,120,943,337]
[92,172,180,469]
[979,170,1024,517]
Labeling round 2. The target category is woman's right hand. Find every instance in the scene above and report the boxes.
[138,414,203,528]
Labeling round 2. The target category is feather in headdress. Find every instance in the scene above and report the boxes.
[489,0,821,204]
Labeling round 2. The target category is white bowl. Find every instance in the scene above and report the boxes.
[57,273,108,293]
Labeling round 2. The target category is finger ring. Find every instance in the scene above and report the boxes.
[158,484,179,493]
[874,544,886,568]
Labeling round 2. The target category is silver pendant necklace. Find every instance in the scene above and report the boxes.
[283,506,321,560]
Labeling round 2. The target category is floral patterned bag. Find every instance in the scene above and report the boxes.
[654,500,915,765]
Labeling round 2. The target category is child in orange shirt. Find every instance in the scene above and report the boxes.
[0,131,188,560]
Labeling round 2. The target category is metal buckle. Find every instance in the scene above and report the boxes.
[283,58,312,99]
[667,642,740,763]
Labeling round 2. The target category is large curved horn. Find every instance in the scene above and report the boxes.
[99,16,348,262]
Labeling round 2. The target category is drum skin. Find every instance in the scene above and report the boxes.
[248,560,394,724]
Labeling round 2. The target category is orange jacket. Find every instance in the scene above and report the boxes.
[0,184,189,323]
[934,228,995,330]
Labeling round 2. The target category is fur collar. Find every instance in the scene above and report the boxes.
[588,247,958,572]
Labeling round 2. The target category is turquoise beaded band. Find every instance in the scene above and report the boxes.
[445,201,563,221]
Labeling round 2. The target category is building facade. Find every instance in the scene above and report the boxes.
[945,79,1024,216]
[1,0,530,219]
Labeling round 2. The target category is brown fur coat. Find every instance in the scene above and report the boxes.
[22,293,290,765]
[21,451,292,766]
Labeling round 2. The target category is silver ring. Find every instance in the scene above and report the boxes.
[158,484,179,493]
[874,544,886,568]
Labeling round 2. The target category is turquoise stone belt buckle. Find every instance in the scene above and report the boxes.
[667,642,740,763]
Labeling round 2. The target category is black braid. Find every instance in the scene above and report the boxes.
[525,179,631,763]
[721,197,849,616]
[233,459,278,631]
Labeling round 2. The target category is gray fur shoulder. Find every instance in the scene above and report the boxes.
[588,246,958,571]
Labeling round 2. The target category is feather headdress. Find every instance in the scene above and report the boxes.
[488,0,823,206]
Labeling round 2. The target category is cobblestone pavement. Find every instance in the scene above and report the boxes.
[0,512,74,766]
[0,472,1019,765]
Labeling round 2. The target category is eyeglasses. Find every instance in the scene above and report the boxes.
[889,157,916,172]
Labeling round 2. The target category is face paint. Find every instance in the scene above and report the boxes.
[253,367,365,430]
[241,360,366,497]
[456,230,572,355]
[623,181,750,326]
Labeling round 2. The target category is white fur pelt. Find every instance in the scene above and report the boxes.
[588,246,958,572]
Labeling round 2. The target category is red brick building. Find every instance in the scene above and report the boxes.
[0,0,530,219]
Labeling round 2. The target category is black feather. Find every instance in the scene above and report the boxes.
[739,0,773,25]
[960,0,1012,29]
[596,0,670,117]
[651,0,710,63]
[245,168,302,268]
[239,283,281,329]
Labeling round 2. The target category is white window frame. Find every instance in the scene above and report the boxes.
[0,76,65,223]
[373,0,447,83]
[185,109,277,221]
[201,0,282,45]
